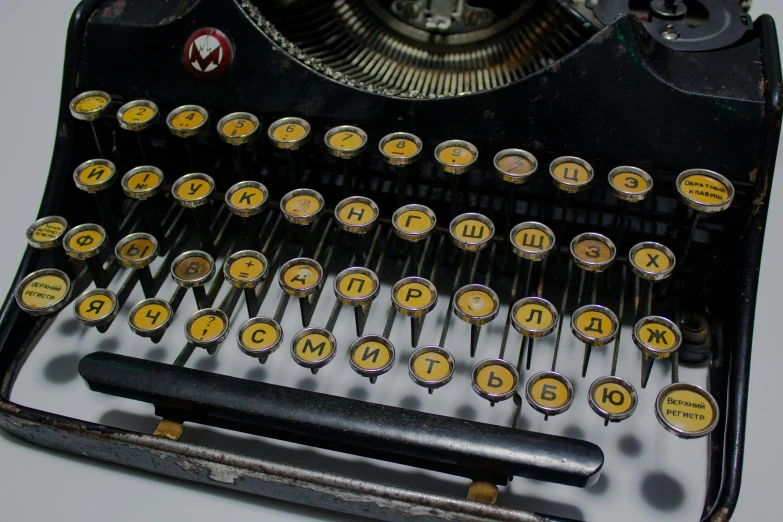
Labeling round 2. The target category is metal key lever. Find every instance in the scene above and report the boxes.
[79,352,604,488]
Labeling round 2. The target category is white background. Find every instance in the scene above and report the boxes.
[0,1,780,520]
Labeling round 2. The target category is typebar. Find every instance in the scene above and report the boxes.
[79,351,604,487]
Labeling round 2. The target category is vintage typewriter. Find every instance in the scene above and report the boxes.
[1,0,779,520]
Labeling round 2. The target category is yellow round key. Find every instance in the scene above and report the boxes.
[291,328,337,372]
[655,382,719,438]
[185,308,229,348]
[325,125,368,158]
[334,267,380,306]
[171,250,215,288]
[237,317,284,360]
[70,90,111,121]
[117,100,159,131]
[525,371,574,416]
[172,173,215,208]
[217,112,260,145]
[588,376,638,423]
[121,166,165,200]
[63,224,107,260]
[335,196,379,234]
[509,221,555,261]
[279,258,323,297]
[608,166,653,202]
[453,284,499,325]
[450,213,494,252]
[26,216,68,250]
[392,277,438,317]
[115,233,158,269]
[128,298,173,338]
[379,132,423,166]
[349,335,396,381]
[571,304,619,346]
[434,139,478,174]
[225,181,269,217]
[73,159,116,193]
[73,288,118,328]
[392,204,437,242]
[570,232,616,272]
[511,297,558,338]
[280,188,325,225]
[629,241,676,281]
[675,169,734,212]
[268,117,311,150]
[15,269,71,316]
[471,358,519,404]
[549,156,594,192]
[166,105,209,138]
[224,250,268,288]
[408,345,455,392]
[494,149,538,184]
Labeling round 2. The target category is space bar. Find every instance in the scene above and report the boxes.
[79,352,603,487]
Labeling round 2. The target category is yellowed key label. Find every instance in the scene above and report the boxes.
[175,256,212,281]
[679,174,730,206]
[230,187,266,209]
[68,229,103,252]
[352,341,392,370]
[457,290,495,317]
[611,171,649,194]
[119,239,155,261]
[552,162,589,184]
[176,179,211,201]
[438,146,474,166]
[412,352,451,381]
[229,257,265,282]
[77,294,114,320]
[633,247,671,273]
[295,333,334,361]
[475,365,515,395]
[133,303,170,330]
[285,195,320,217]
[573,239,612,263]
[75,95,108,113]
[383,138,419,158]
[530,378,569,408]
[190,314,226,342]
[284,265,319,289]
[515,303,554,331]
[575,311,614,338]
[513,229,551,252]
[338,273,376,299]
[638,323,677,352]
[123,105,155,124]
[171,110,205,129]
[497,154,534,175]
[453,219,490,244]
[661,389,715,433]
[593,382,633,415]
[338,202,375,226]
[272,123,307,142]
[241,323,280,351]
[127,171,161,192]
[77,163,113,185]
[222,118,256,137]
[20,274,68,309]
[396,210,432,234]
[396,282,433,309]
[32,222,65,243]
[329,131,364,150]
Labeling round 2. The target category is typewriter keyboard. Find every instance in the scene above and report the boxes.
[10,91,738,521]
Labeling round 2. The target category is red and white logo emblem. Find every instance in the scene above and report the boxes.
[184,28,233,80]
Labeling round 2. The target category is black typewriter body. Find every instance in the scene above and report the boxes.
[0,0,780,521]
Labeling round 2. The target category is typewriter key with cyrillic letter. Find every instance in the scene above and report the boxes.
[225,181,269,248]
[510,221,556,297]
[171,250,216,309]
[73,159,119,239]
[115,232,159,297]
[392,276,438,347]
[291,327,337,374]
[63,223,110,288]
[172,173,216,253]
[121,166,166,241]
[15,269,71,316]
[279,258,324,327]
[128,298,173,341]
[629,241,676,319]
[185,308,230,354]
[511,296,558,370]
[237,317,283,364]
[571,304,619,377]
[588,375,638,425]
[409,345,455,394]
[549,156,594,193]
[633,315,682,388]
[471,358,519,406]
[655,382,719,439]
[334,267,380,337]
[526,371,574,419]
[570,232,616,308]
[335,196,379,262]
[117,100,159,162]
[26,216,68,251]
[73,288,119,332]
[392,204,436,276]
[495,149,538,233]
[449,212,494,252]
[70,90,111,155]
[348,335,396,383]
[453,284,499,357]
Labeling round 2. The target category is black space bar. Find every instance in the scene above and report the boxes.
[79,352,603,487]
